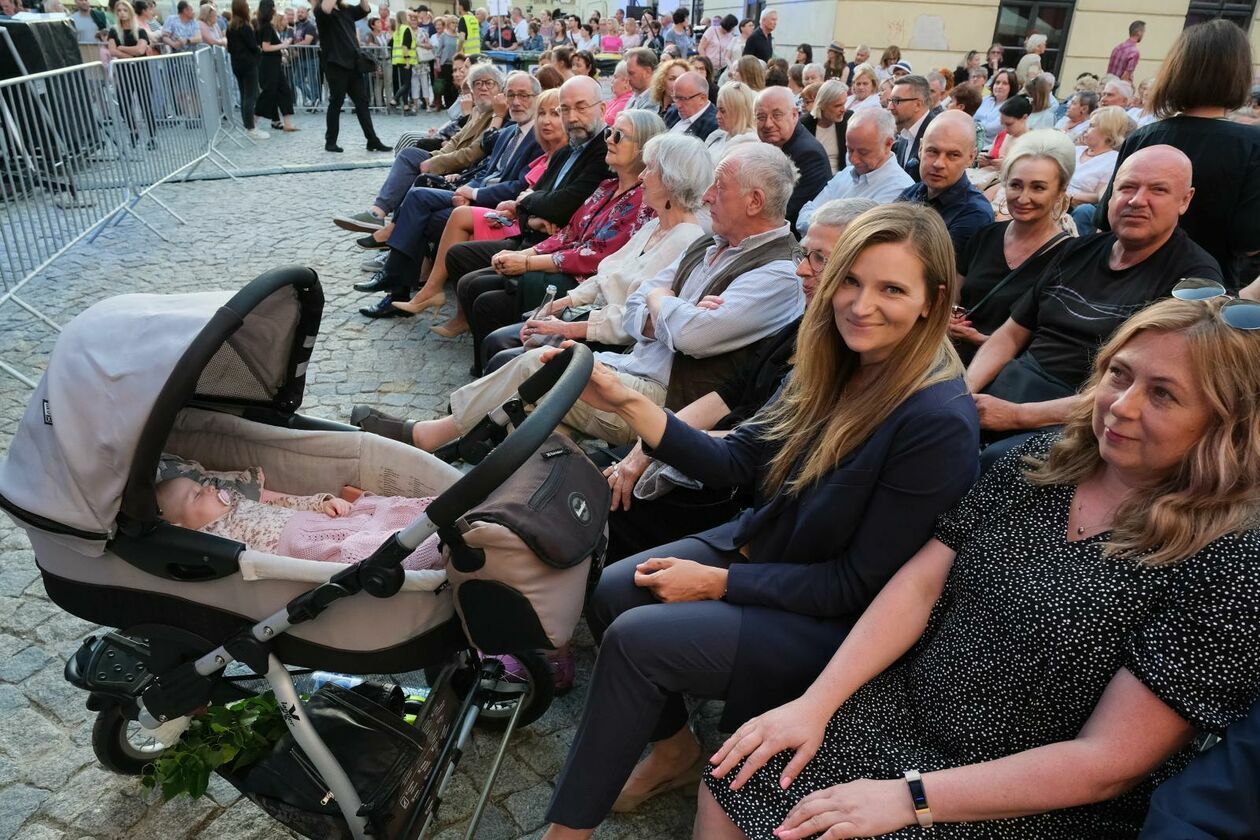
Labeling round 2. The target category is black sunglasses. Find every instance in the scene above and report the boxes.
[607,127,637,144]
[1170,278,1260,330]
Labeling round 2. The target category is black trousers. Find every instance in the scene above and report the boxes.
[546,539,743,829]
[447,239,520,374]
[382,249,422,301]
[391,64,412,105]
[438,61,456,107]
[233,63,259,130]
[606,487,743,563]
[324,63,379,146]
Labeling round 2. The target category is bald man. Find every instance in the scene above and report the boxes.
[895,109,993,268]
[664,71,718,140]
[964,144,1222,465]
[755,86,831,233]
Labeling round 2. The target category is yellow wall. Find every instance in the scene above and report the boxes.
[829,0,1000,76]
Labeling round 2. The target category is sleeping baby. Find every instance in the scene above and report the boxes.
[155,470,444,571]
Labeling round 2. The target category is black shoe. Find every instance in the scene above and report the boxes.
[365,139,391,152]
[356,235,388,250]
[360,295,414,319]
[353,270,392,293]
[325,143,344,153]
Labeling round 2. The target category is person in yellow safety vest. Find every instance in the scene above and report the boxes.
[389,9,416,112]
[457,0,479,56]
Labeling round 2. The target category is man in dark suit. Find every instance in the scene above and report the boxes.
[662,71,718,141]
[755,86,831,233]
[741,8,775,61]
[888,74,938,183]
[443,75,614,362]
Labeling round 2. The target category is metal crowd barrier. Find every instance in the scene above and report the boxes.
[275,44,398,114]
[1,48,229,386]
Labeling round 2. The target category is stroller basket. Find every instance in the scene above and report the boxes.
[222,665,469,840]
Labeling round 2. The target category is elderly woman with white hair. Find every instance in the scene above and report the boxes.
[802,78,848,173]
[604,59,634,125]
[353,133,714,448]
[704,80,759,161]
[1017,32,1048,84]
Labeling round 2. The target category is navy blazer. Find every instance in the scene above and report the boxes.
[516,128,613,232]
[649,375,980,726]
[663,103,719,141]
[891,106,940,183]
[1140,696,1260,839]
[468,124,543,207]
[780,121,833,234]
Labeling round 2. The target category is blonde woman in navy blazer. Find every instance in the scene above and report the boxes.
[538,202,980,839]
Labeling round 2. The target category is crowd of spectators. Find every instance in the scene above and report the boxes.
[320,10,1260,838]
[30,0,1260,835]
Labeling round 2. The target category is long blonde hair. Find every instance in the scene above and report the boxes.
[1027,298,1260,566]
[760,203,963,496]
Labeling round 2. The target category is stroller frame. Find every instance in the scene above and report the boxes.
[0,268,598,839]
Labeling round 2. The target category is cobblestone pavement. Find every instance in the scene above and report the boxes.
[0,108,714,839]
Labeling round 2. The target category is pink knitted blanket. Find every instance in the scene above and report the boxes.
[276,495,444,571]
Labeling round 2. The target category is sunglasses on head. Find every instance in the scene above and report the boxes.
[1170,278,1260,330]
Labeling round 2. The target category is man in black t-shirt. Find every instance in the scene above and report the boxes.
[742,8,775,61]
[965,145,1220,446]
[315,0,388,152]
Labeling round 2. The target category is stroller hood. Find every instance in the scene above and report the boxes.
[0,267,322,553]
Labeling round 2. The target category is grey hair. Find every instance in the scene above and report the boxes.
[758,6,776,22]
[1106,79,1133,101]
[723,142,799,220]
[809,197,879,229]
[615,108,668,159]
[613,60,628,78]
[847,102,896,142]
[1025,32,1047,51]
[642,133,714,211]
[812,79,848,119]
[802,62,824,80]
[755,84,797,115]
[926,70,948,91]
[468,62,505,89]
[505,69,541,95]
[999,128,1077,189]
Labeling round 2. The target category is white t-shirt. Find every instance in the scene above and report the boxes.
[846,94,881,113]
[1055,116,1089,140]
[816,122,841,174]
[1069,147,1119,196]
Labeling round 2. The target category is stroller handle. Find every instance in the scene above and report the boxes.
[424,344,594,529]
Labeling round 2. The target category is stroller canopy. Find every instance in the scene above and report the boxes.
[0,268,322,552]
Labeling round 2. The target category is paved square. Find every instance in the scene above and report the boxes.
[0,110,713,839]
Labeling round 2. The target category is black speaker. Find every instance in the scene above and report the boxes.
[0,18,82,80]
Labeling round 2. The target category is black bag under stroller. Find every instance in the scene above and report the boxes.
[0,267,608,839]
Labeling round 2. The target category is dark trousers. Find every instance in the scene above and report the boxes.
[391,64,412,105]
[255,72,294,121]
[324,63,379,146]
[455,269,517,376]
[438,61,455,107]
[607,487,743,563]
[232,61,259,131]
[546,539,743,829]
[381,248,423,301]
[481,321,629,377]
[386,186,454,259]
[448,239,519,374]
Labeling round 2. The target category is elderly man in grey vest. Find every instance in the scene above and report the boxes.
[353,142,804,452]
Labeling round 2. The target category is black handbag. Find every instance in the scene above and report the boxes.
[354,49,376,74]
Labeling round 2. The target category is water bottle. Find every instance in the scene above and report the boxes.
[309,671,364,692]
[523,284,565,349]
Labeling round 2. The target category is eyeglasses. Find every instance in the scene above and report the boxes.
[471,79,499,90]
[1170,278,1260,330]
[674,91,707,103]
[887,96,921,105]
[800,248,828,273]
[504,91,536,100]
[607,127,637,144]
[754,111,790,123]
[558,101,597,115]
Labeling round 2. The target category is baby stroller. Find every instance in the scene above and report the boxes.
[0,267,609,839]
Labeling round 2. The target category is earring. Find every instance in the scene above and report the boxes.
[665,199,671,209]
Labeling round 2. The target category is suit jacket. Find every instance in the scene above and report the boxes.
[1140,696,1260,839]
[892,106,940,183]
[780,121,833,233]
[663,103,719,141]
[649,376,980,728]
[516,128,613,236]
[465,122,541,195]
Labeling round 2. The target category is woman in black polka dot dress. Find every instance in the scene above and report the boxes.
[698,298,1260,839]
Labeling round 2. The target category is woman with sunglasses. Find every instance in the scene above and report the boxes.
[700,294,1260,840]
[534,203,980,839]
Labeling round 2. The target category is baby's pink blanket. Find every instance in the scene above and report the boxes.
[276,495,444,571]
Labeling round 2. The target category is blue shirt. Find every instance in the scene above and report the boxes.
[897,176,994,272]
[552,130,602,188]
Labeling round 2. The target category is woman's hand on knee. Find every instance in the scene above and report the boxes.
[776,779,915,840]
[633,557,725,603]
[709,696,831,791]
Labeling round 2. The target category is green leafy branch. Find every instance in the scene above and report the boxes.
[141,692,290,801]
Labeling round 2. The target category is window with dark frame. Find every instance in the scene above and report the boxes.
[1184,0,1256,30]
[990,0,1076,82]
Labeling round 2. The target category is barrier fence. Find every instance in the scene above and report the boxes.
[0,42,416,387]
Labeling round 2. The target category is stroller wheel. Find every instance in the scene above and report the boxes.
[92,706,171,775]
[474,650,555,732]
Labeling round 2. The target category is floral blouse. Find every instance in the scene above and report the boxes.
[532,177,654,281]
[200,489,333,553]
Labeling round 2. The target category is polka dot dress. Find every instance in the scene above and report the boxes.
[704,433,1260,839]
